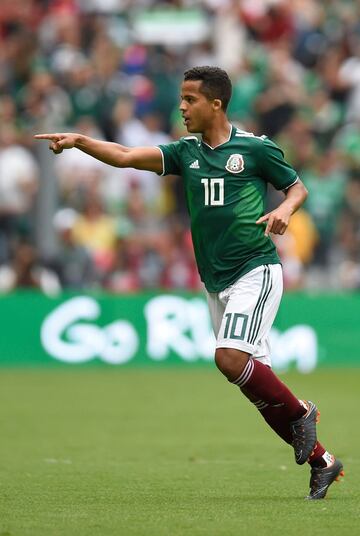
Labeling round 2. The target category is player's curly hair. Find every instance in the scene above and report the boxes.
[183,66,232,111]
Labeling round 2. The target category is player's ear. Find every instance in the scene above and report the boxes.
[213,99,222,112]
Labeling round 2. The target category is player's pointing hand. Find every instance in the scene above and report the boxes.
[34,133,78,154]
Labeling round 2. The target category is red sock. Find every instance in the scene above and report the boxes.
[259,405,293,444]
[233,358,305,420]
[308,442,327,467]
[241,386,293,444]
[241,386,328,465]
[260,407,327,467]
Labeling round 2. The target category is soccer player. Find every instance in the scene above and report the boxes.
[35,66,343,499]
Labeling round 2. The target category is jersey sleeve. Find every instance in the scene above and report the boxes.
[158,141,182,176]
[259,138,298,190]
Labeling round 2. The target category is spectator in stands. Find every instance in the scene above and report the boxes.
[302,149,347,267]
[337,174,360,289]
[53,207,97,289]
[0,124,39,263]
[72,191,118,278]
[1,0,360,291]
[161,219,201,290]
[0,239,60,296]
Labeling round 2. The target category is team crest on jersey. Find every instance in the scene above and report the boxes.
[225,154,245,174]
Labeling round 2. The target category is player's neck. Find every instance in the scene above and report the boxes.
[202,119,232,149]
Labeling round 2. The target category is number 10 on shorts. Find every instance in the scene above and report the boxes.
[223,312,249,340]
[201,178,224,206]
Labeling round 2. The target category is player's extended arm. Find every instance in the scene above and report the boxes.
[256,179,308,236]
[34,133,163,174]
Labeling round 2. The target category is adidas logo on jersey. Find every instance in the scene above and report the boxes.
[190,160,200,169]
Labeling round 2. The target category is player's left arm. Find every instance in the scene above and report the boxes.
[256,179,308,237]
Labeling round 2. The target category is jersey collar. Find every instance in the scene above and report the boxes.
[201,124,234,150]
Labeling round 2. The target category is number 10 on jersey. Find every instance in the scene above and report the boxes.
[201,178,224,206]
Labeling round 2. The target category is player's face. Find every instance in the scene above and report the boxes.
[179,80,217,133]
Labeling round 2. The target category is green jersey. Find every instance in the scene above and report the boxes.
[158,125,298,292]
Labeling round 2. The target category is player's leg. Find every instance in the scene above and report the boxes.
[240,381,326,457]
[210,264,317,464]
[241,381,344,499]
[243,287,344,496]
[240,383,293,444]
[207,269,343,497]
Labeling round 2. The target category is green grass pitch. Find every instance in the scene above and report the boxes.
[0,367,358,536]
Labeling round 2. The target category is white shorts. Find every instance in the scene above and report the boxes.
[206,264,283,367]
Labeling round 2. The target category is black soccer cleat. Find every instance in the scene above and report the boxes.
[306,458,344,500]
[290,400,319,465]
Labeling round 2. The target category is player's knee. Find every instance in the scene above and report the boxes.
[215,347,250,381]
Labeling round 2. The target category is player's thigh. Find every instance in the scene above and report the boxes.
[216,264,283,355]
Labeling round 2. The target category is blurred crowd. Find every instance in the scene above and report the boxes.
[1,0,360,294]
